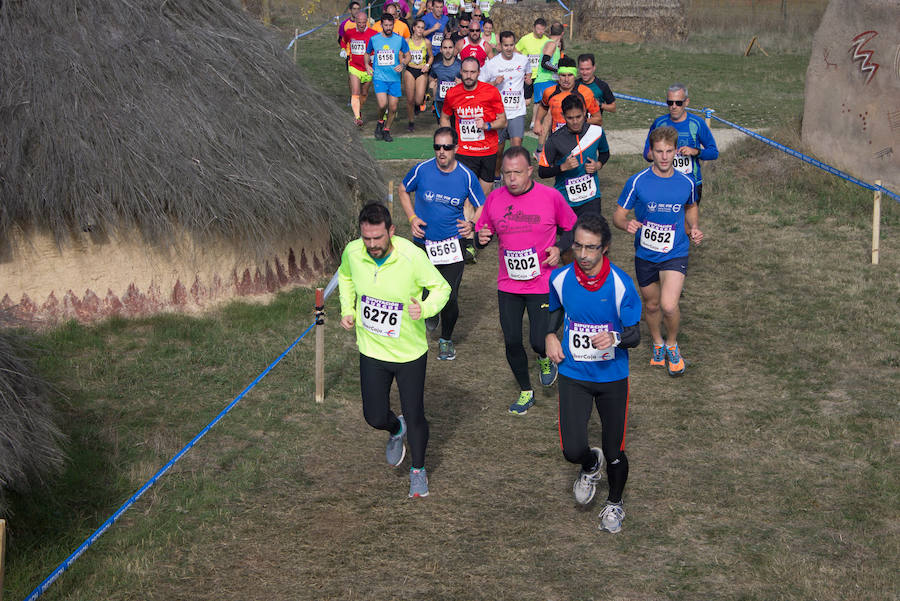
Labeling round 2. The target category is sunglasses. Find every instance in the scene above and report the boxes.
[470,28,481,32]
[666,99,685,106]
[433,143,456,151]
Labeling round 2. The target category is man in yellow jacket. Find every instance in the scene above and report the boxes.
[339,202,450,498]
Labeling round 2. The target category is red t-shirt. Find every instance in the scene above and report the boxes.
[442,81,505,156]
[343,27,377,71]
[458,40,488,67]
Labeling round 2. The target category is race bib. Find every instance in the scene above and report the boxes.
[479,0,491,11]
[350,39,366,55]
[568,322,614,362]
[410,49,424,64]
[425,237,463,265]
[432,32,444,46]
[447,2,458,14]
[565,174,596,203]
[528,54,540,73]
[462,0,473,11]
[459,117,484,142]
[672,152,693,174]
[503,248,540,280]
[360,295,403,337]
[501,89,523,110]
[439,79,454,98]
[639,221,675,253]
[376,49,395,66]
[553,121,565,132]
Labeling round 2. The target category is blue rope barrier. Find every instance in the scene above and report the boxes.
[616,93,899,203]
[555,0,571,15]
[23,280,338,601]
[286,1,385,50]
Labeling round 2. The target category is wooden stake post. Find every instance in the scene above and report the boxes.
[872,180,881,265]
[315,288,325,403]
[0,519,6,601]
[293,28,299,63]
[568,12,574,42]
[387,179,394,212]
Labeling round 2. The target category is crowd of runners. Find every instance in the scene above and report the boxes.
[335,0,719,534]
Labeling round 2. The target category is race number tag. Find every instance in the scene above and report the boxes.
[350,40,366,55]
[459,117,485,142]
[553,121,565,132]
[410,49,424,64]
[462,0,473,11]
[479,0,491,11]
[438,79,454,98]
[432,33,444,46]
[501,89,523,111]
[565,174,596,203]
[568,322,614,362]
[503,248,540,280]
[447,2,459,14]
[672,153,693,174]
[528,54,540,73]
[376,49,395,66]
[640,221,675,253]
[425,237,463,265]
[360,295,403,337]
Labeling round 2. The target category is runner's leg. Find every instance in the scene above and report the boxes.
[497,290,532,390]
[558,374,597,471]
[359,353,403,435]
[395,353,429,469]
[594,378,629,504]
[640,280,664,346]
[437,260,464,340]
[524,292,549,356]
[658,269,685,347]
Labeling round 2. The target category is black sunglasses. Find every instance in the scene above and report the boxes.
[433,143,456,151]
[470,28,481,32]
[666,99,685,106]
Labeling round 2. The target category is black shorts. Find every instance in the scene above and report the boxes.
[634,255,688,288]
[457,152,497,183]
[695,182,703,205]
[407,66,425,79]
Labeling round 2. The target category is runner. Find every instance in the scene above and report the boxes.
[373,2,411,38]
[614,126,703,376]
[445,0,461,26]
[399,130,485,361]
[449,15,470,45]
[531,21,564,119]
[440,57,506,198]
[533,56,602,154]
[338,202,451,498]
[403,19,434,133]
[338,1,364,54]
[577,53,617,114]
[545,213,642,533]
[474,146,577,414]
[480,18,498,53]
[366,13,411,142]
[514,18,548,117]
[477,0,493,18]
[642,83,718,206]
[456,18,492,66]
[429,37,461,120]
[384,0,411,20]
[538,94,609,216]
[422,0,449,56]
[342,10,378,127]
[480,30,531,181]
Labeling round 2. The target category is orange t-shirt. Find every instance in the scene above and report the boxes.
[372,20,411,38]
[540,84,601,131]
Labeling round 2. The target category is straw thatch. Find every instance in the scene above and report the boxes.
[575,0,686,42]
[0,0,383,262]
[0,311,66,518]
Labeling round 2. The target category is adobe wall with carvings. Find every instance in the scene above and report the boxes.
[801,0,900,194]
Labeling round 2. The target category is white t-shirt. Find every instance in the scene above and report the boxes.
[478,52,531,119]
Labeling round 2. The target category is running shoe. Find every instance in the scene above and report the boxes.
[537,356,558,387]
[665,344,686,377]
[650,343,666,367]
[382,129,394,143]
[354,117,364,127]
[374,121,384,140]
[409,467,429,498]
[508,390,534,415]
[438,338,456,361]
[385,415,406,466]
[407,121,415,133]
[598,502,625,533]
[464,245,477,264]
[573,447,605,505]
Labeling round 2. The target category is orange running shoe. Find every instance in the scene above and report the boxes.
[650,343,666,367]
[665,344,686,376]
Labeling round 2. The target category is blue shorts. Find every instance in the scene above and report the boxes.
[373,79,403,97]
[634,255,688,288]
[533,80,556,103]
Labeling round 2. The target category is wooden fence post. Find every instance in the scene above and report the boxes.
[0,519,6,601]
[387,179,394,213]
[293,28,299,63]
[314,288,325,403]
[872,180,881,265]
[568,11,573,42]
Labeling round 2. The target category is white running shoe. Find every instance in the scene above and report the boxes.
[598,502,625,533]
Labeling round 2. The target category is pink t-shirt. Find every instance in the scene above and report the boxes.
[475,182,577,294]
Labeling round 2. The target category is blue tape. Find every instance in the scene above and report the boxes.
[286,1,385,50]
[617,93,899,203]
[23,277,342,601]
[556,0,571,15]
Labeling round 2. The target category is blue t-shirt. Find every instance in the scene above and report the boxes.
[429,59,461,102]
[366,33,410,82]
[422,13,449,50]
[402,158,485,242]
[548,262,642,383]
[617,167,695,263]
[643,113,718,185]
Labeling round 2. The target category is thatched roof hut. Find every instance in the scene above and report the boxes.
[0,0,383,324]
